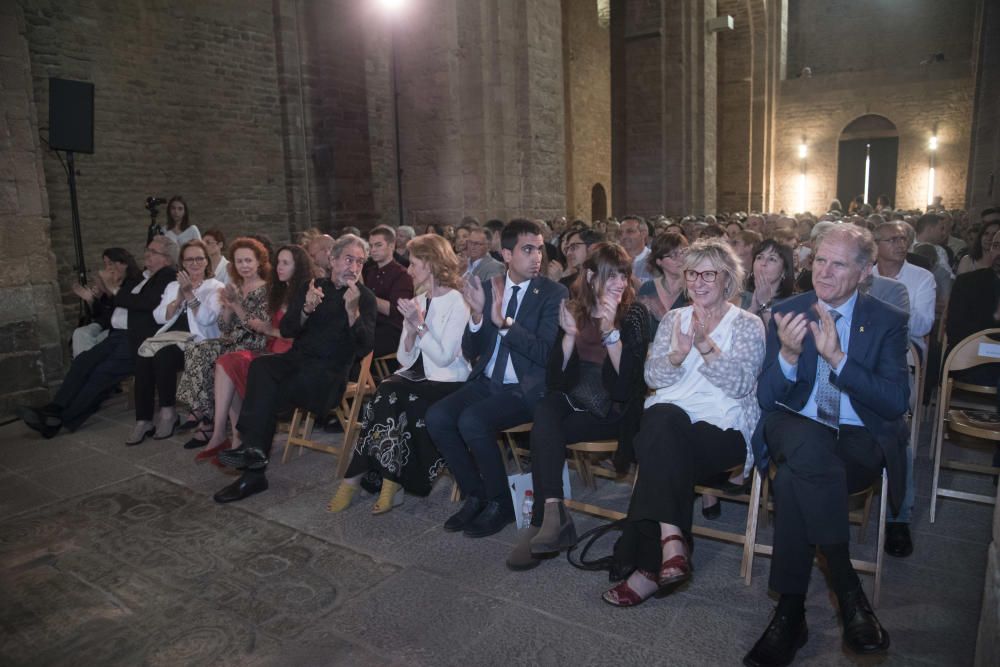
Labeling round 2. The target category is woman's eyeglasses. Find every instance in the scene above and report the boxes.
[684,269,718,283]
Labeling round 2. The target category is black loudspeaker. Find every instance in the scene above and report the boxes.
[48,78,94,154]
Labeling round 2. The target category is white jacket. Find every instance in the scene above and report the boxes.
[153,278,224,341]
[396,288,472,382]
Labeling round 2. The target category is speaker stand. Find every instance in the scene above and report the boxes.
[65,151,88,286]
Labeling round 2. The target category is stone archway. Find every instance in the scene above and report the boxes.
[591,183,608,221]
[836,114,899,209]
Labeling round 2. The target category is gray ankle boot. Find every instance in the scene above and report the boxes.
[530,501,577,554]
[506,524,543,571]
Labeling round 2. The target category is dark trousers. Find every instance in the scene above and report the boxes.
[615,403,745,573]
[425,375,533,504]
[373,323,401,359]
[134,345,185,420]
[236,354,305,464]
[52,330,135,430]
[764,411,882,595]
[529,392,621,523]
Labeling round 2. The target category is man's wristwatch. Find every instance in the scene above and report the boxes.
[502,316,514,330]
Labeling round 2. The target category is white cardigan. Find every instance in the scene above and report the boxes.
[396,289,472,382]
[153,278,224,341]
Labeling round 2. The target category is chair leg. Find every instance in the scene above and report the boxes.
[872,470,889,607]
[856,487,875,544]
[741,467,763,585]
[929,391,949,523]
[760,476,771,529]
[281,409,302,464]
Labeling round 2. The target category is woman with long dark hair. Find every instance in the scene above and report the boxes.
[163,196,201,246]
[507,242,651,571]
[957,213,1000,274]
[194,244,314,463]
[739,238,797,325]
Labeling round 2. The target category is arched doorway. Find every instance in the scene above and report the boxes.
[591,183,608,221]
[836,115,899,209]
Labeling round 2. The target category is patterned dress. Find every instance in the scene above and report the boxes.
[176,284,268,417]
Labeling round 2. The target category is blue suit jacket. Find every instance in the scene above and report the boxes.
[462,275,567,401]
[752,291,910,510]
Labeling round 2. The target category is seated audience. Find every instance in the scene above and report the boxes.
[730,229,763,274]
[196,244,313,464]
[740,239,796,325]
[507,243,650,570]
[329,235,471,513]
[362,225,415,358]
[71,248,142,357]
[463,226,506,282]
[559,228,604,288]
[957,209,1000,274]
[914,213,953,276]
[202,229,230,284]
[127,240,223,445]
[18,237,178,437]
[176,237,272,446]
[394,225,415,267]
[638,232,689,330]
[871,221,936,355]
[307,234,335,279]
[745,225,905,665]
[603,238,764,607]
[213,235,377,502]
[425,219,567,537]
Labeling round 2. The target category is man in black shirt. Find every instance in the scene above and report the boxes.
[214,234,377,503]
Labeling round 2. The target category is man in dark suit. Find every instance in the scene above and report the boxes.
[744,225,908,667]
[426,219,566,537]
[215,234,376,503]
[17,235,178,437]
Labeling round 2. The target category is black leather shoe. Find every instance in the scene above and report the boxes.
[213,474,268,503]
[702,501,722,520]
[743,611,808,667]
[17,406,62,438]
[444,497,485,532]
[884,522,913,558]
[463,499,514,538]
[216,447,268,470]
[837,586,890,655]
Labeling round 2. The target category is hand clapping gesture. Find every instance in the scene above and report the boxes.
[773,310,808,365]
[809,303,844,368]
[489,281,505,328]
[177,270,194,299]
[461,277,486,322]
[558,299,579,338]
[397,297,425,330]
[668,313,694,366]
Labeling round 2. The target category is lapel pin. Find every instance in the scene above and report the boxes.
[532,288,539,294]
[859,326,865,333]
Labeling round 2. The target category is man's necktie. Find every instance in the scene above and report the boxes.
[814,309,842,428]
[490,285,520,384]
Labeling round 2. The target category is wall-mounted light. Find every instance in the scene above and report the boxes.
[927,133,938,206]
[863,143,871,205]
[798,143,808,160]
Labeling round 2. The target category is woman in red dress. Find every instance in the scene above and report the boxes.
[196,244,314,463]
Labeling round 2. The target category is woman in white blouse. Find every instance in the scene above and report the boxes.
[328,234,471,514]
[603,238,765,607]
[126,240,223,445]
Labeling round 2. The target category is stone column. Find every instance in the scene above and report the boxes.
[611,0,718,217]
[0,3,64,418]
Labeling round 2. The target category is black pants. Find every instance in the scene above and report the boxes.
[614,403,745,573]
[529,392,621,525]
[133,345,185,420]
[373,323,401,359]
[425,375,533,504]
[52,330,135,430]
[764,411,882,595]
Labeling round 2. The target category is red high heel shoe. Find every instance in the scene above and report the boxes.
[195,439,230,463]
[656,534,693,596]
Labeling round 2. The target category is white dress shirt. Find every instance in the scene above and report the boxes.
[872,261,936,349]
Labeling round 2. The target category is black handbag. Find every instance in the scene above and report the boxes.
[566,361,613,418]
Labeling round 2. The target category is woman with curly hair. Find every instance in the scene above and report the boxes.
[327,234,472,514]
[507,242,652,571]
[177,237,271,446]
[194,244,314,463]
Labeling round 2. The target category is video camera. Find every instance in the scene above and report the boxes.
[145,196,167,244]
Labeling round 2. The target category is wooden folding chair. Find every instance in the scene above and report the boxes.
[497,422,532,474]
[566,439,619,488]
[907,341,925,448]
[929,329,1000,522]
[749,468,888,606]
[280,351,376,478]
[372,353,397,383]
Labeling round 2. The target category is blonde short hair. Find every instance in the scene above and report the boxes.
[682,237,745,300]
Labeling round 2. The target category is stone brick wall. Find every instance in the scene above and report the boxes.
[716,0,752,213]
[774,66,974,213]
[562,0,611,222]
[967,0,999,215]
[773,0,978,213]
[20,0,294,329]
[0,3,64,419]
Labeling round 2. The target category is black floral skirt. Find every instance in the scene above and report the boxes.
[347,375,462,496]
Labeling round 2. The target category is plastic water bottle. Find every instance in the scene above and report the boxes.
[521,490,534,527]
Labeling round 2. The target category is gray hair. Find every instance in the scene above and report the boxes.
[332,233,369,258]
[397,225,416,240]
[814,223,877,267]
[150,234,179,265]
[682,237,745,301]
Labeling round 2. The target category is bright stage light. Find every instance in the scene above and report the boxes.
[798,143,807,160]
[377,0,406,14]
[929,135,938,151]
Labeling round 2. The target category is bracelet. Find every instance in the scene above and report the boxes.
[187,298,201,309]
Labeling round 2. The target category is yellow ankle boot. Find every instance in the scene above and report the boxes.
[326,483,357,513]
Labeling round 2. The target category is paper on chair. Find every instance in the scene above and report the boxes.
[978,342,1000,359]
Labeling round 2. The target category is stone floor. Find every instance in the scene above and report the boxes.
[0,393,994,666]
